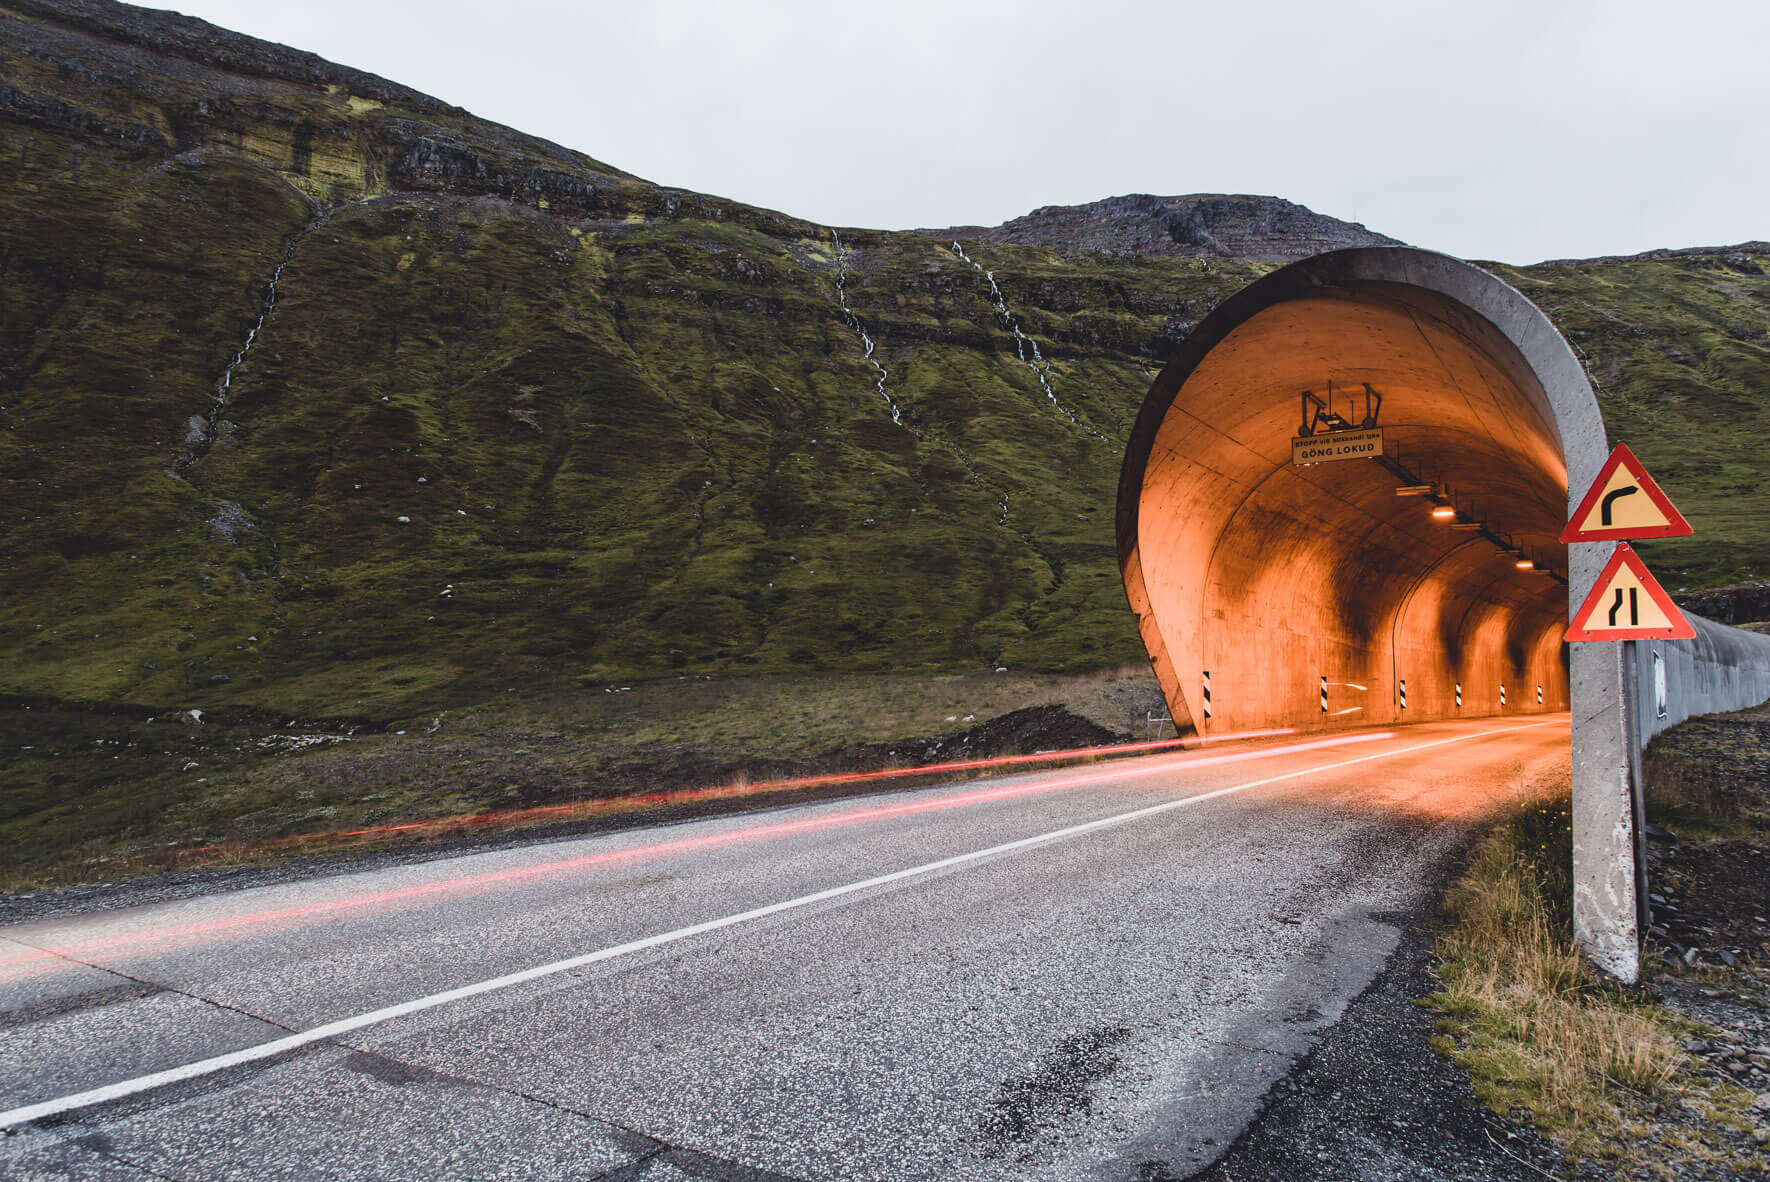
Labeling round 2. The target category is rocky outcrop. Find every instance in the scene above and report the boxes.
[4,3,1399,263]
[1676,582,1770,627]
[924,194,1403,262]
[5,0,462,117]
[0,0,634,208]
[0,0,830,235]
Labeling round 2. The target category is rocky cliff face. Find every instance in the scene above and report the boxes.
[926,194,1404,262]
[0,0,817,233]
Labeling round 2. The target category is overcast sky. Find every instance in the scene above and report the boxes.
[166,0,1767,264]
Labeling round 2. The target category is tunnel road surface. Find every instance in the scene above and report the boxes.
[0,716,1569,1181]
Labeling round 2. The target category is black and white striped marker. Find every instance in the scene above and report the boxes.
[1500,684,1507,707]
[1202,671,1212,722]
[1319,675,1328,713]
[1455,682,1462,709]
[1398,679,1407,710]
[1537,684,1543,705]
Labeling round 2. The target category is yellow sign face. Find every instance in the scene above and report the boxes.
[1566,543,1695,641]
[1292,428,1382,466]
[1580,463,1671,531]
[1560,442,1692,542]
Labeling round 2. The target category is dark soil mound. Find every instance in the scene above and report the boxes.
[846,705,1123,768]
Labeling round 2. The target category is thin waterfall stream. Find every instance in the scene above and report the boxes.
[950,241,1105,440]
[831,229,903,427]
[176,212,326,474]
[820,230,1022,529]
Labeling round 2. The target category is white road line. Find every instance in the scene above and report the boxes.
[1,720,1557,1129]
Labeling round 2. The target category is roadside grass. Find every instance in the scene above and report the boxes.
[1427,754,1770,1175]
[0,666,1164,892]
[1426,777,1681,1157]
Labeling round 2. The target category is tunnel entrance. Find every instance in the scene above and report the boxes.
[1117,258,1580,734]
[1117,247,1650,979]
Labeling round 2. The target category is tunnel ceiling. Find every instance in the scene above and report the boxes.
[1118,255,1577,733]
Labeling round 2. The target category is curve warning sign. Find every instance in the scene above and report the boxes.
[1560,443,1692,543]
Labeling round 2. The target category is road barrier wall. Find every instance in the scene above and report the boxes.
[1635,618,1770,745]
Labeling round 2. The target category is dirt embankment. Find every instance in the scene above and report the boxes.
[1384,701,1770,1180]
[1,671,1166,896]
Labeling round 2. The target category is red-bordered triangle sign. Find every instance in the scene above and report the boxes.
[1560,442,1692,543]
[1567,543,1695,641]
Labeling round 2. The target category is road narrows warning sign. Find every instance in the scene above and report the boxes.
[1566,543,1695,641]
[1560,443,1692,543]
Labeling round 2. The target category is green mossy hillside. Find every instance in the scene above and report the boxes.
[1492,255,1770,589]
[1,124,1253,715]
[2,0,1768,728]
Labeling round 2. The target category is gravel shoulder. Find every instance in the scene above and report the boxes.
[1187,868,1585,1182]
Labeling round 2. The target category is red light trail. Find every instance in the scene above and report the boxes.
[181,728,1302,853]
[0,730,1383,978]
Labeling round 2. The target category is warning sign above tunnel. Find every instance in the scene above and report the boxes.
[1560,443,1692,543]
[1566,543,1696,641]
[1291,427,1383,466]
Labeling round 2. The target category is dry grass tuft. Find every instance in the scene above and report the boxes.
[1426,778,1684,1156]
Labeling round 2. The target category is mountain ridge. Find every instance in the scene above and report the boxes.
[5,0,1750,267]
[1533,241,1770,269]
[920,192,1403,262]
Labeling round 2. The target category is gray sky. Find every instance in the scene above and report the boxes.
[168,0,1767,264]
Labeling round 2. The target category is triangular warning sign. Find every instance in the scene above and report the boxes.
[1567,544,1695,641]
[1560,443,1692,543]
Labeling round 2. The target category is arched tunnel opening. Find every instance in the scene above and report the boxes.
[1120,248,1770,982]
[1118,250,1578,736]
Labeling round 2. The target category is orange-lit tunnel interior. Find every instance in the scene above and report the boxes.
[1118,263,1571,734]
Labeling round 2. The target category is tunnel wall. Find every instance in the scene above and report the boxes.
[1115,246,1770,984]
[1117,252,1590,739]
[1634,621,1770,745]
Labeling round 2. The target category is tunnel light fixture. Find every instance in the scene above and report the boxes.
[1449,520,1484,531]
[1430,503,1456,520]
[1515,557,1537,570]
[1395,484,1437,497]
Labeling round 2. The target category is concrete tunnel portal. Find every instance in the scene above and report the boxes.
[1118,248,1584,736]
[1118,246,1770,984]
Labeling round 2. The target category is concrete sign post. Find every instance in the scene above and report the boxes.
[1563,446,1695,977]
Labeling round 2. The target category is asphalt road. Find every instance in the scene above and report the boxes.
[0,716,1570,1181]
